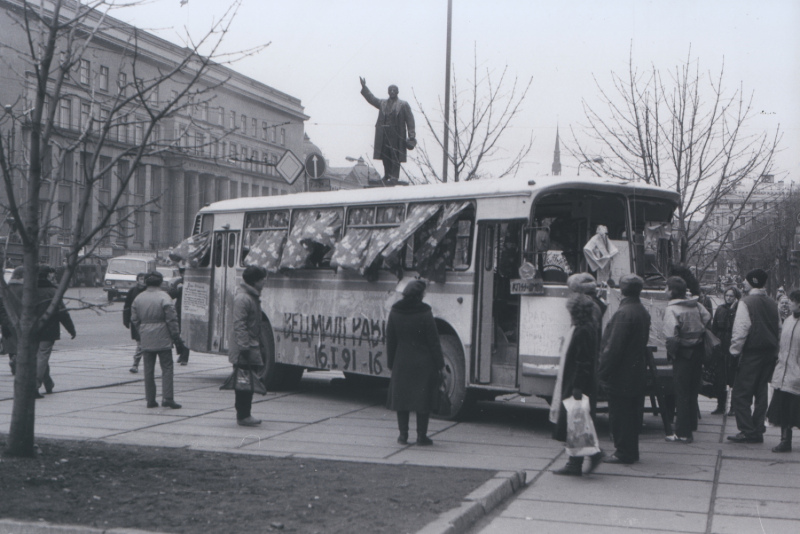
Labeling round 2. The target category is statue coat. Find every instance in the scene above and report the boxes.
[361,86,415,163]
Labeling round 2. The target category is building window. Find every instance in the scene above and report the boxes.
[241,114,247,135]
[79,59,90,85]
[58,98,72,129]
[58,202,72,231]
[229,110,236,130]
[134,121,143,145]
[195,132,205,155]
[262,121,268,140]
[80,102,91,130]
[149,85,159,108]
[99,66,109,91]
[218,106,225,126]
[252,150,259,172]
[152,124,160,143]
[134,166,146,195]
[270,126,276,143]
[280,128,286,146]
[241,183,249,197]
[230,181,238,199]
[251,118,257,137]
[200,101,208,121]
[230,143,237,163]
[134,211,145,244]
[118,72,127,96]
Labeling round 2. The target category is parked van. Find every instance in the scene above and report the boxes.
[104,255,156,302]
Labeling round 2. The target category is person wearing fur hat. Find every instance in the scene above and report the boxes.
[727,268,780,444]
[386,280,444,446]
[567,272,607,336]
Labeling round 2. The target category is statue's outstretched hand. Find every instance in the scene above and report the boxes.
[359,77,366,88]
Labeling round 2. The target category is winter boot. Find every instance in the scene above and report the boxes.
[416,412,432,445]
[772,427,792,453]
[396,411,409,445]
[711,392,727,415]
[553,456,583,476]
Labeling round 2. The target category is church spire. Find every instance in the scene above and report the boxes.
[551,126,562,176]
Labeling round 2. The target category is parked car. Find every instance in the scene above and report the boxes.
[156,266,181,292]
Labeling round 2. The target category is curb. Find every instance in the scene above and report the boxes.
[0,520,166,534]
[416,470,527,534]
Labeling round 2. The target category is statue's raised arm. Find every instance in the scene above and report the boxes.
[359,79,416,185]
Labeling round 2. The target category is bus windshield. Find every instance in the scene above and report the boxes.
[526,189,675,286]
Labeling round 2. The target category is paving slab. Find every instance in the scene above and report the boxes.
[711,515,800,534]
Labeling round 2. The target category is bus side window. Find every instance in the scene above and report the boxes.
[227,233,237,268]
[213,233,223,268]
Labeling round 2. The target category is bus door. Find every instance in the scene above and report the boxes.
[473,221,523,387]
[210,229,240,353]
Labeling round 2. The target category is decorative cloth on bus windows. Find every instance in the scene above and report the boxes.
[414,201,471,284]
[245,230,287,273]
[279,210,342,270]
[582,225,619,284]
[331,203,442,277]
[168,231,211,267]
[643,222,671,255]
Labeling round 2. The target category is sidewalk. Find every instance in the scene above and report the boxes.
[1,345,799,534]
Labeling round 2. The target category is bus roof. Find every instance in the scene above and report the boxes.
[199,174,679,214]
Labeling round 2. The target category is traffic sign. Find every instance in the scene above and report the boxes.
[276,150,303,184]
[305,153,326,179]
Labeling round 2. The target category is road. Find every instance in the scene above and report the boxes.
[61,287,127,351]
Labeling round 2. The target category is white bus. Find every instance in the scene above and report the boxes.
[179,174,680,418]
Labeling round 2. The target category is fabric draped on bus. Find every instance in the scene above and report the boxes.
[279,209,342,270]
[413,201,471,283]
[168,231,211,267]
[331,203,441,277]
[244,230,287,272]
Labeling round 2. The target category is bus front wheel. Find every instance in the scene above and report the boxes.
[438,334,467,420]
[260,321,303,391]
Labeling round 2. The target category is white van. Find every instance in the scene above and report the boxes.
[104,255,156,302]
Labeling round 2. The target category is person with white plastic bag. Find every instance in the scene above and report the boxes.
[551,293,603,476]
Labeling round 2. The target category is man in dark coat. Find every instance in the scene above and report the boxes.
[360,77,416,185]
[123,273,147,373]
[598,274,651,464]
[168,267,189,365]
[728,268,780,443]
[386,280,444,445]
[35,265,76,398]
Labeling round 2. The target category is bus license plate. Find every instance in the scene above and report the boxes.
[510,279,544,295]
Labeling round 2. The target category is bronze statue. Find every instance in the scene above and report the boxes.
[360,77,416,184]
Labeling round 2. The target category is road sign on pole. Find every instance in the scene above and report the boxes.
[276,150,303,184]
[305,153,326,179]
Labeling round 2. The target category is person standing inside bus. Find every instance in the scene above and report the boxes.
[229,265,268,427]
[386,280,444,446]
[663,276,711,443]
[727,268,780,444]
[552,293,602,476]
[123,273,147,373]
[598,274,650,464]
[131,271,184,410]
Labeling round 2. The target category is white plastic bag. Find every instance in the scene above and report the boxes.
[562,395,601,457]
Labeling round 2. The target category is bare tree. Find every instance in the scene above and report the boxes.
[569,48,781,277]
[0,0,255,457]
[413,46,533,183]
[727,188,799,292]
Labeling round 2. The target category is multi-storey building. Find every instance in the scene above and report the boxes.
[0,0,308,259]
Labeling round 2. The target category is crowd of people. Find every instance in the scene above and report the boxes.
[548,265,799,477]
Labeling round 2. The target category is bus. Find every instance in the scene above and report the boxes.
[178,174,680,418]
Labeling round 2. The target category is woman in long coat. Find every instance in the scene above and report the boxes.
[386,280,444,446]
[552,293,602,476]
[710,286,740,415]
[767,289,800,452]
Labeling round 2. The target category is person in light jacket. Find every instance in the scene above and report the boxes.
[131,271,185,409]
[229,265,268,427]
[766,289,800,452]
[386,280,444,446]
[663,276,711,443]
[727,268,780,444]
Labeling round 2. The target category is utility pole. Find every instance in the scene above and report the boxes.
[441,0,452,183]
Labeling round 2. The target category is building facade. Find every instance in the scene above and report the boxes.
[0,0,309,260]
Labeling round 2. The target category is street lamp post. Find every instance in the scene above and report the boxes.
[577,157,604,176]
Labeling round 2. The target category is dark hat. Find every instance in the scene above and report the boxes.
[37,265,55,279]
[144,270,164,286]
[402,279,427,299]
[745,268,768,289]
[619,273,644,296]
[242,265,267,286]
[567,273,597,294]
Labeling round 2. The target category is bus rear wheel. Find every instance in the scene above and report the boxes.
[438,334,468,420]
[260,321,304,391]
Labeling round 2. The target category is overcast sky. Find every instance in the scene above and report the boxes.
[118,0,800,183]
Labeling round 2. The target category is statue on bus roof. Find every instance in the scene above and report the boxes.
[359,77,416,185]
